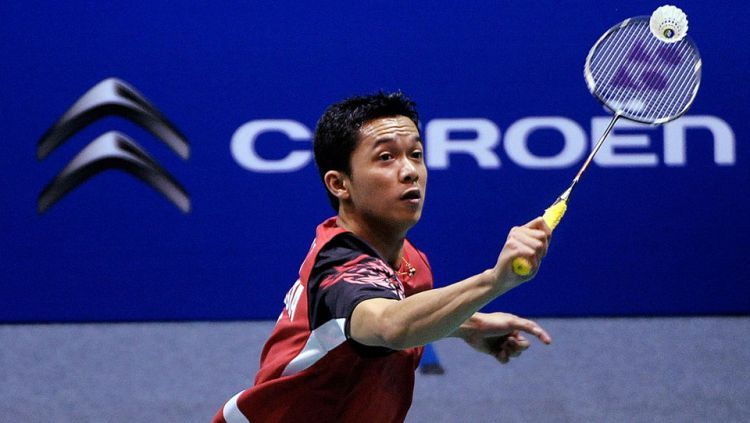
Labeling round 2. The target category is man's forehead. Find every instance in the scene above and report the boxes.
[359,116,419,140]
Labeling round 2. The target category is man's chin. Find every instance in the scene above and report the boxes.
[396,209,423,230]
[362,205,423,233]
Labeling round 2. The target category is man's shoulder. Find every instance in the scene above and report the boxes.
[312,216,348,246]
[312,217,383,265]
[313,232,383,276]
[299,217,384,284]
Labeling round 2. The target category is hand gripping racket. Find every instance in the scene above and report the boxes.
[512,5,702,276]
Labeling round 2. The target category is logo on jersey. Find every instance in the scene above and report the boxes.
[283,279,305,321]
[322,255,405,300]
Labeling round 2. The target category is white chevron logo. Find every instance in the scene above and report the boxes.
[37,78,190,213]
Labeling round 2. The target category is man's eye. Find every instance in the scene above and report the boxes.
[379,153,393,161]
[411,150,423,159]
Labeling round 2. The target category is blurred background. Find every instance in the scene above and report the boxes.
[1,1,748,421]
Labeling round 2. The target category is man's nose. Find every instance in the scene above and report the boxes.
[400,157,419,183]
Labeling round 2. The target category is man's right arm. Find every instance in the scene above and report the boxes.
[349,217,551,350]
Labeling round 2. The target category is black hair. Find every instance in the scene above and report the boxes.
[313,91,419,211]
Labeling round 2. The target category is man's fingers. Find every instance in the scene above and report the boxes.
[512,317,552,345]
[510,226,549,245]
[523,228,550,241]
[497,340,527,362]
[503,341,524,358]
[526,216,553,237]
[479,314,551,366]
[514,230,549,259]
[523,217,552,256]
[477,313,552,346]
[502,334,530,358]
[496,348,509,364]
[506,334,530,351]
[515,231,545,250]
[507,226,550,262]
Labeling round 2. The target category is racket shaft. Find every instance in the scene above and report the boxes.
[574,114,620,182]
[511,114,620,276]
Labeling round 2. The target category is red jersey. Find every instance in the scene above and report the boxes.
[213,217,433,423]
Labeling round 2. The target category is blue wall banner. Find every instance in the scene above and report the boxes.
[1,1,747,322]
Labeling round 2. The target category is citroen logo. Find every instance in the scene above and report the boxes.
[37,78,191,213]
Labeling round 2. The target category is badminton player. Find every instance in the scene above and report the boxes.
[213,92,552,423]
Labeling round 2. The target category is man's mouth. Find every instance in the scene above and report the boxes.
[400,188,421,201]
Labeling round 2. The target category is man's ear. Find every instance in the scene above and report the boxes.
[324,170,350,201]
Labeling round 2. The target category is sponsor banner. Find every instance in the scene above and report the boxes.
[0,1,747,321]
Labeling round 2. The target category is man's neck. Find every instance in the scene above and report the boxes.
[336,213,405,269]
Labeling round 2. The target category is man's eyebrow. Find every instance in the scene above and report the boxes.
[371,135,423,149]
[372,137,396,149]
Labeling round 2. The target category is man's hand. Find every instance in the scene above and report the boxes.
[454,312,551,364]
[491,217,552,293]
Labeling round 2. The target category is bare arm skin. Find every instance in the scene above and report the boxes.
[350,217,552,350]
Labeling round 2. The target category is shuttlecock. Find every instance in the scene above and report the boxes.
[650,5,688,43]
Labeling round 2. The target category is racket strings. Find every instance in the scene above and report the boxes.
[588,25,636,103]
[599,24,675,116]
[601,26,657,113]
[594,23,644,101]
[659,49,700,120]
[586,17,700,123]
[642,38,694,121]
[588,22,633,78]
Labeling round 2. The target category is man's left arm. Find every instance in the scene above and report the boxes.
[449,312,551,364]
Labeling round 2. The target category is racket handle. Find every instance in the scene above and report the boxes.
[512,199,568,276]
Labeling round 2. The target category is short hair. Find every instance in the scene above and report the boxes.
[313,91,419,211]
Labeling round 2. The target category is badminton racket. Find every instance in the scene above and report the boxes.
[513,5,702,276]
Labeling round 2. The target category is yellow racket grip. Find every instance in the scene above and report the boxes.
[512,199,568,276]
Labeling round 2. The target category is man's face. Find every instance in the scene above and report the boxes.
[345,115,427,231]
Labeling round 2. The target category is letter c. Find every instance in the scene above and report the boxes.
[231,119,313,172]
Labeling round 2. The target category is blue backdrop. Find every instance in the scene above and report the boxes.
[1,1,747,322]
